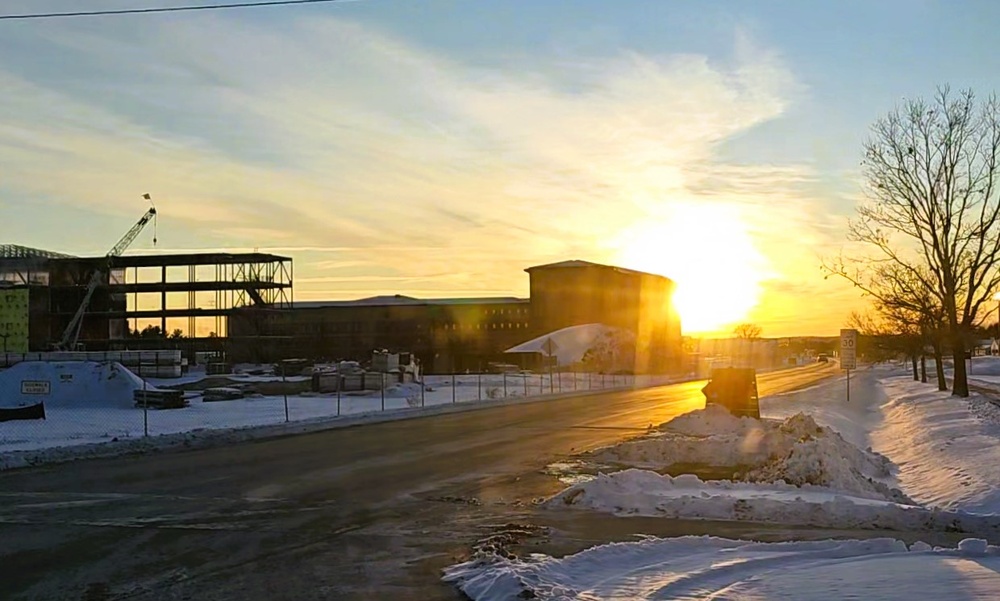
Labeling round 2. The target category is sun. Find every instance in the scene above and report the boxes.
[612,203,769,335]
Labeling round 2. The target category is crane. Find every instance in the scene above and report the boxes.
[54,196,158,351]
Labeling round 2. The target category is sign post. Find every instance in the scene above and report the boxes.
[840,328,858,402]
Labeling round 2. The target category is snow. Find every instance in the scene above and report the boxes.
[462,363,1000,599]
[872,375,1000,514]
[548,468,1000,533]
[559,365,1000,531]
[0,361,151,409]
[444,536,1000,601]
[0,363,678,466]
[503,323,624,366]
[588,406,902,503]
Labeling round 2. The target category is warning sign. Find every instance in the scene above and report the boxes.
[21,381,50,395]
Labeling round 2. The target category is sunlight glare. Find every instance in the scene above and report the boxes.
[613,203,770,335]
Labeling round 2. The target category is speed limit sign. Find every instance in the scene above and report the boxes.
[840,329,857,370]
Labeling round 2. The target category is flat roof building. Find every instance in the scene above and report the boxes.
[232,259,682,374]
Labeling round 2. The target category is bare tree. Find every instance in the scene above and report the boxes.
[846,310,906,365]
[829,87,1000,397]
[732,323,762,368]
[733,323,762,339]
[870,263,949,390]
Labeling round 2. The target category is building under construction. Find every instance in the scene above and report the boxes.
[0,244,292,355]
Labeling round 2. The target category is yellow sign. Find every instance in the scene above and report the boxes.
[0,288,29,353]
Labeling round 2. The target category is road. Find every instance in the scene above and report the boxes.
[0,364,836,601]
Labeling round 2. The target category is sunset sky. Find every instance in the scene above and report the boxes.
[3,0,1000,336]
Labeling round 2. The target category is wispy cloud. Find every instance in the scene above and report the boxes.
[0,13,860,334]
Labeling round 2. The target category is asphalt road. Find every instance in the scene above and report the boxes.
[0,364,836,601]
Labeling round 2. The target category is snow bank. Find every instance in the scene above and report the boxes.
[444,535,1000,601]
[0,361,149,409]
[873,376,1000,514]
[547,469,1000,533]
[590,408,902,502]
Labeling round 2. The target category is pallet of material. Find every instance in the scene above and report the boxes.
[202,387,244,402]
[133,389,188,409]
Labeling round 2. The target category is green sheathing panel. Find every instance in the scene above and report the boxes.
[0,288,29,353]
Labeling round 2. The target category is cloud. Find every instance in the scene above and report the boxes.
[0,14,853,332]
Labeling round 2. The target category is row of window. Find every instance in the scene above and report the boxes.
[287,321,531,335]
[442,322,530,331]
[486,308,528,316]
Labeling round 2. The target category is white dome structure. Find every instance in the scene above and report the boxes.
[504,323,633,367]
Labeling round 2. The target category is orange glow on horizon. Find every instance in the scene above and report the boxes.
[612,203,770,336]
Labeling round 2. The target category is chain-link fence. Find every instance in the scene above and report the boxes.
[0,364,682,455]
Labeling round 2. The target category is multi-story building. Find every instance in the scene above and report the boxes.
[232,259,682,374]
[232,295,531,372]
[0,244,291,355]
[527,260,681,372]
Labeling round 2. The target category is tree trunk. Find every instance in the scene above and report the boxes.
[932,340,948,392]
[952,334,970,397]
[911,355,919,380]
[920,355,927,383]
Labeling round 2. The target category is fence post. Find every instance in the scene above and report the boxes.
[142,377,148,437]
[503,372,508,398]
[558,370,562,392]
[523,373,528,396]
[452,373,456,403]
[381,374,385,411]
[282,364,289,423]
[421,377,425,408]
[602,373,606,388]
[478,372,482,401]
[337,376,342,417]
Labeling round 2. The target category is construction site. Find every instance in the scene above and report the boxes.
[1,197,690,377]
[0,199,293,365]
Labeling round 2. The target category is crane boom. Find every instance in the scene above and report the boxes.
[55,202,157,351]
[109,207,156,258]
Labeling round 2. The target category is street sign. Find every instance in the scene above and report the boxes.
[840,329,858,370]
[541,337,559,357]
[20,381,50,395]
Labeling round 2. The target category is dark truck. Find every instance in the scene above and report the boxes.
[701,367,760,419]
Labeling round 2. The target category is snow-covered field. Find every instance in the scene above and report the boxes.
[0,362,676,455]
[446,363,1000,600]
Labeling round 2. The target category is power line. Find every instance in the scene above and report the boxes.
[0,0,353,21]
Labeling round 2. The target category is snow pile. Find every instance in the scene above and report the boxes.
[548,469,1000,532]
[745,435,909,503]
[657,402,752,436]
[590,408,901,502]
[444,535,1000,601]
[873,376,1000,514]
[0,361,149,409]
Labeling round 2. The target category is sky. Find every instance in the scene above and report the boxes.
[3,0,1000,337]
